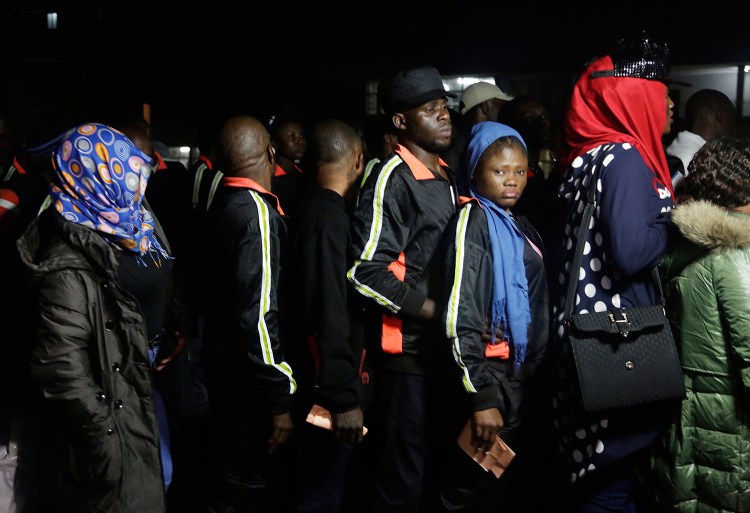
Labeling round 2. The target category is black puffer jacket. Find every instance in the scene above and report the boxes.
[16,207,166,513]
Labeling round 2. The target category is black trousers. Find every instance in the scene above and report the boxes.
[201,387,291,513]
[365,372,428,513]
[289,422,356,513]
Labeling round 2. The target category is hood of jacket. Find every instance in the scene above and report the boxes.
[672,200,750,249]
[16,208,120,282]
[662,200,750,278]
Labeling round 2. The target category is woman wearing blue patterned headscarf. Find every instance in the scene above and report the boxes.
[16,122,178,512]
[437,121,552,512]
[50,122,170,263]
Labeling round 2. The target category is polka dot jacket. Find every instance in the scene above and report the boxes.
[550,142,674,483]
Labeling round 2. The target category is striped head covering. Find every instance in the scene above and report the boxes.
[50,122,171,263]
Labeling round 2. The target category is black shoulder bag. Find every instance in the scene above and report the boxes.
[563,167,685,413]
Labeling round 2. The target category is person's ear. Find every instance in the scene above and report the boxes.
[392,113,406,130]
[267,144,276,165]
[354,150,364,173]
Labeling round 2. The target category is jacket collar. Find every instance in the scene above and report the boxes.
[394,144,448,181]
[222,176,284,215]
[17,208,119,279]
[154,151,168,172]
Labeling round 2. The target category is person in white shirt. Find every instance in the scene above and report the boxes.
[665,88,735,190]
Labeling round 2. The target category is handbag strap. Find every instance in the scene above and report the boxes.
[563,160,665,321]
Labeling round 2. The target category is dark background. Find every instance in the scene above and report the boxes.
[2,0,750,145]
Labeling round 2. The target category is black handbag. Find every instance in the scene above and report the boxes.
[563,166,685,413]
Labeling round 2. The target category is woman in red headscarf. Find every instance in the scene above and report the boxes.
[550,32,676,512]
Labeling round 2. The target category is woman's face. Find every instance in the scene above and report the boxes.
[473,142,528,213]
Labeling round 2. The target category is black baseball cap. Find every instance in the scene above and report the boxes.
[378,66,456,114]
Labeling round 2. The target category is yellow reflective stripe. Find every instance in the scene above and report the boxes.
[347,260,399,313]
[349,155,402,313]
[446,205,477,393]
[207,171,224,211]
[37,195,52,216]
[250,191,296,393]
[191,162,207,209]
[361,156,400,261]
[361,157,379,189]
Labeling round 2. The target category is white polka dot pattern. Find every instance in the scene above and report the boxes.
[551,143,644,481]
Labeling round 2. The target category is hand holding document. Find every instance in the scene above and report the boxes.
[457,419,515,478]
[306,404,368,436]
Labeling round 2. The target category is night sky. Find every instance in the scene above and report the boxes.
[3,0,750,141]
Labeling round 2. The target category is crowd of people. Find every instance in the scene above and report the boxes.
[1,30,750,513]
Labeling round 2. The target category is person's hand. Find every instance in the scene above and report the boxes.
[481,318,504,344]
[266,412,293,454]
[471,408,504,454]
[418,297,436,320]
[332,407,365,444]
[154,329,188,372]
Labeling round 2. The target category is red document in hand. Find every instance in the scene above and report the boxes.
[457,419,515,478]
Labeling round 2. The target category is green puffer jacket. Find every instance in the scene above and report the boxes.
[649,200,750,513]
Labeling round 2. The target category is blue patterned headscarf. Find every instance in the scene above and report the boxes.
[49,123,171,263]
[465,121,531,370]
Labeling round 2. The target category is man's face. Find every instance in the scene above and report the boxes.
[273,121,306,162]
[484,98,507,122]
[517,101,552,144]
[402,98,453,154]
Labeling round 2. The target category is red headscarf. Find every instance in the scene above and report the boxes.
[561,55,674,195]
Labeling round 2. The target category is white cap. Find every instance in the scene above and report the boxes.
[459,82,514,115]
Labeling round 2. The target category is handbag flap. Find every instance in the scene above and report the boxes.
[569,305,666,335]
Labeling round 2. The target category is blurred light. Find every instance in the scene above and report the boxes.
[47,12,58,30]
[143,103,152,126]
[457,76,496,87]
[179,146,191,154]
[744,65,750,73]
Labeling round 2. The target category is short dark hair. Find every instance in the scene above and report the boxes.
[685,89,735,127]
[308,118,360,165]
[684,136,750,209]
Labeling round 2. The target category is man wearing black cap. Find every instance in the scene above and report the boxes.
[347,65,457,513]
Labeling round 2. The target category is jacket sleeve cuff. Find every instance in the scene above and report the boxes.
[318,379,363,414]
[471,385,501,413]
[400,289,427,318]
[268,392,291,415]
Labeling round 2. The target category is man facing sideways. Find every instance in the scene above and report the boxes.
[665,88,736,191]
[347,65,458,513]
[196,115,296,513]
[285,118,368,513]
